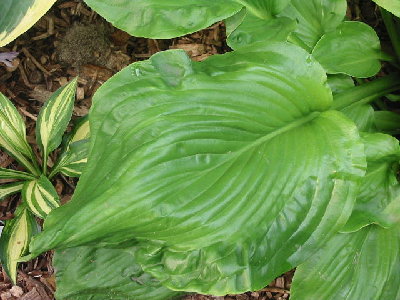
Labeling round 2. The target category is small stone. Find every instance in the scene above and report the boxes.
[10,286,23,297]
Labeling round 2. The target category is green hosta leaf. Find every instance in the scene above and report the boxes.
[291,132,400,300]
[30,44,366,295]
[0,168,34,180]
[312,22,382,78]
[54,245,183,300]
[341,104,375,132]
[235,0,291,17]
[373,0,400,17]
[83,0,242,39]
[0,92,38,175]
[22,175,60,219]
[0,206,39,284]
[0,182,24,200]
[341,133,400,232]
[374,110,400,135]
[36,78,77,172]
[0,0,57,47]
[327,74,354,95]
[280,0,347,51]
[291,225,400,300]
[227,13,296,49]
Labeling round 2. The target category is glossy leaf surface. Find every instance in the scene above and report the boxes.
[30,44,366,294]
[312,22,382,78]
[22,175,60,219]
[0,182,24,200]
[0,92,37,175]
[291,225,400,300]
[54,245,183,300]
[83,0,242,39]
[0,207,38,283]
[0,0,56,47]
[291,133,400,300]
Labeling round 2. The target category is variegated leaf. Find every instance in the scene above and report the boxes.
[52,139,89,178]
[50,116,90,178]
[36,78,77,173]
[0,0,57,47]
[0,182,24,200]
[0,168,34,180]
[22,175,60,219]
[0,206,39,284]
[0,92,38,175]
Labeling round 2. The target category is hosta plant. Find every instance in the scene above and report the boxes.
[24,39,400,300]
[0,78,89,283]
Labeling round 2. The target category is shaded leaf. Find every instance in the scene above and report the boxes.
[373,0,400,17]
[374,110,400,135]
[54,245,183,300]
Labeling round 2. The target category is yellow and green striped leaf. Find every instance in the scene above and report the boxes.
[0,206,39,284]
[0,92,38,175]
[50,116,90,178]
[0,182,24,200]
[36,78,77,173]
[0,0,57,47]
[52,139,89,178]
[0,168,34,180]
[22,175,60,219]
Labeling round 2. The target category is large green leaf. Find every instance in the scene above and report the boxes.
[0,206,39,284]
[36,78,77,173]
[291,225,400,300]
[0,92,38,175]
[0,0,56,47]
[54,245,183,300]
[312,22,382,78]
[291,132,400,300]
[341,133,400,232]
[30,44,366,294]
[373,0,400,17]
[280,0,347,51]
[83,0,242,39]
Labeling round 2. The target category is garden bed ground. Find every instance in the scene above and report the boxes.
[0,0,391,299]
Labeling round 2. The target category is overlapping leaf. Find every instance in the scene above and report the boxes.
[22,175,60,219]
[0,0,56,47]
[0,206,39,283]
[36,78,77,172]
[227,0,382,78]
[0,168,33,180]
[54,245,182,300]
[291,133,400,300]
[0,92,38,175]
[30,44,366,295]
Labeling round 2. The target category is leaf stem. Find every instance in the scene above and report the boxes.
[332,74,400,110]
